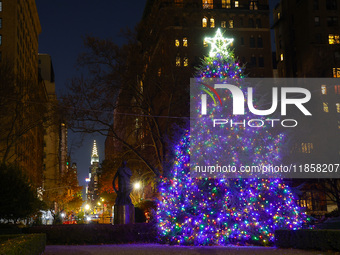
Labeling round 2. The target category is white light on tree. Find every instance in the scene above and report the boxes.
[204,28,234,57]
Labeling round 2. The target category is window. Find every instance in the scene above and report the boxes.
[0,51,2,62]
[210,18,215,28]
[321,85,327,95]
[239,18,243,27]
[336,103,340,113]
[250,0,258,10]
[175,39,180,47]
[203,0,213,9]
[202,17,208,27]
[280,53,284,61]
[249,36,255,48]
[176,56,181,67]
[277,12,281,20]
[183,57,189,67]
[158,68,162,77]
[250,55,256,66]
[183,37,188,47]
[315,33,322,44]
[248,18,254,28]
[313,0,319,10]
[0,1,2,12]
[240,37,244,45]
[256,18,262,28]
[333,68,340,77]
[335,85,340,94]
[0,35,2,46]
[235,1,239,7]
[203,39,208,47]
[258,56,264,67]
[257,35,263,48]
[323,102,329,112]
[327,16,338,26]
[326,0,337,10]
[315,16,320,26]
[174,0,183,6]
[301,143,313,153]
[228,20,234,28]
[221,21,226,28]
[222,0,231,8]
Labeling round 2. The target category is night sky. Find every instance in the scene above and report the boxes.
[35,0,279,196]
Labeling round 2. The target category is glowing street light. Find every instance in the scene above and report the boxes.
[85,204,90,210]
[134,182,141,190]
[61,213,65,218]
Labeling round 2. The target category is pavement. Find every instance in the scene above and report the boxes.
[43,244,336,255]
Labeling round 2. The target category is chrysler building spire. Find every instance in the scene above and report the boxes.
[91,140,99,165]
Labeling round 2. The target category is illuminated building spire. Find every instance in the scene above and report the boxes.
[91,140,99,165]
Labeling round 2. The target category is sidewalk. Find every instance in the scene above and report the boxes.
[43,244,333,255]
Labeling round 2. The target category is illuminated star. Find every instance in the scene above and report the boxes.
[205,28,234,57]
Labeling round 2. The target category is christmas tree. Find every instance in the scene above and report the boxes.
[157,29,309,246]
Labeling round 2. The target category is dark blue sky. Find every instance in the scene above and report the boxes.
[36,0,279,195]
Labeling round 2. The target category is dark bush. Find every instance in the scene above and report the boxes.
[0,234,46,255]
[25,223,157,245]
[275,229,340,251]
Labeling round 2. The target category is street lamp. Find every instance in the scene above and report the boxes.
[85,204,90,211]
[134,182,141,190]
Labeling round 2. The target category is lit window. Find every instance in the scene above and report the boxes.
[250,0,258,10]
[329,34,340,44]
[229,20,234,28]
[175,39,180,47]
[202,17,207,27]
[280,53,284,61]
[221,21,226,28]
[183,57,188,67]
[335,85,340,94]
[321,85,327,95]
[323,102,329,112]
[158,68,162,77]
[210,18,215,28]
[203,39,208,47]
[235,1,239,7]
[174,0,183,6]
[183,37,188,47]
[277,12,281,19]
[333,68,340,77]
[336,103,340,113]
[222,0,231,8]
[0,1,2,12]
[203,0,213,9]
[301,143,313,153]
[176,56,181,67]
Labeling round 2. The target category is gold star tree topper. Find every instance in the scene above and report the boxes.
[205,28,234,57]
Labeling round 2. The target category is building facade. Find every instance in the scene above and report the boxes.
[0,0,46,189]
[87,140,101,202]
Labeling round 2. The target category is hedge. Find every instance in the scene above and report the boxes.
[25,223,157,245]
[0,234,46,255]
[275,229,340,251]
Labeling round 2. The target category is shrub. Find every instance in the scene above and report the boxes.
[275,229,340,251]
[25,223,156,245]
[0,234,46,255]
